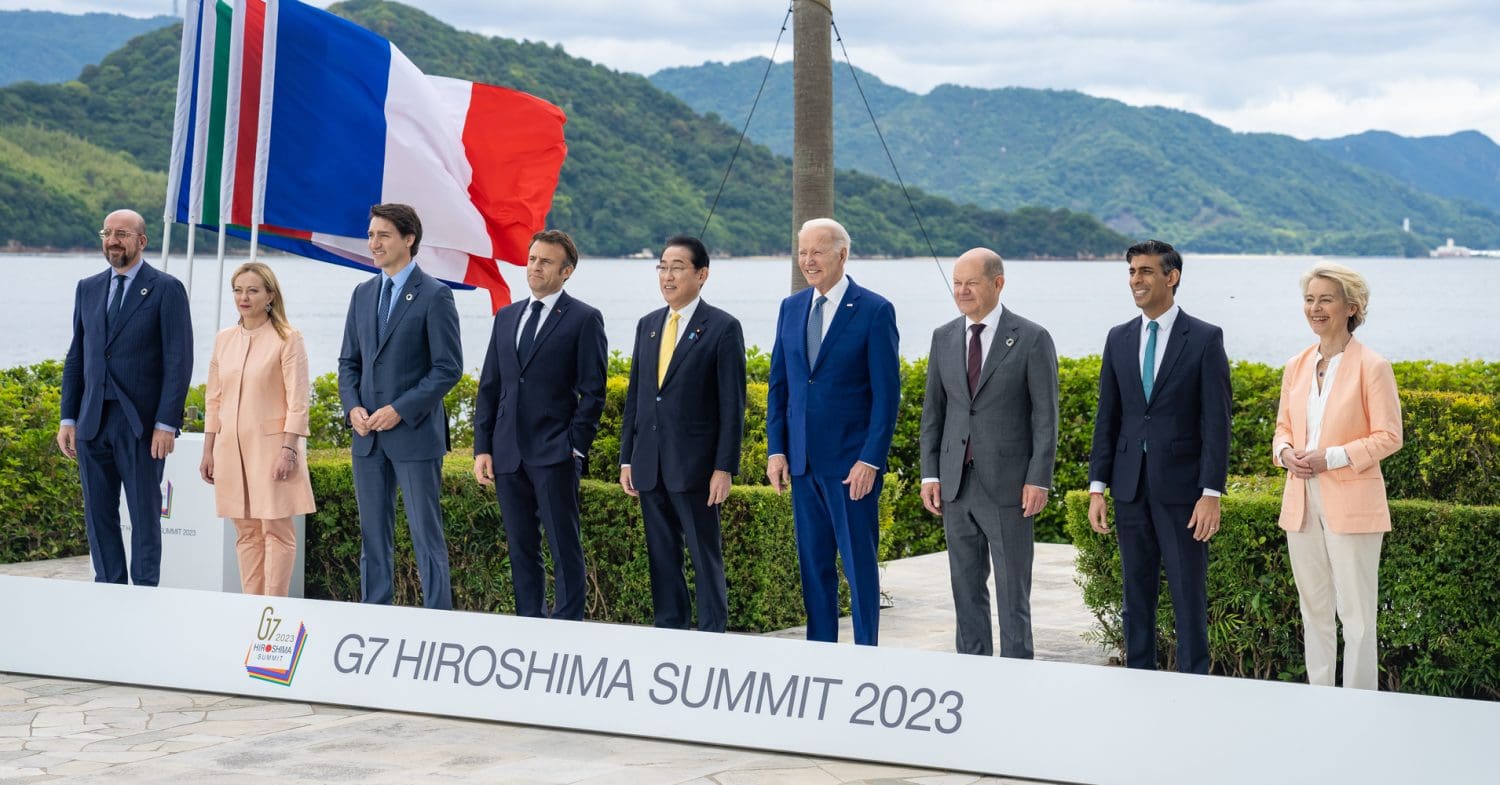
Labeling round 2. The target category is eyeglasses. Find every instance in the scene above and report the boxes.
[656,265,692,276]
[98,230,143,240]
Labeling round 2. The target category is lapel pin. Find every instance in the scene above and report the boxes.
[845,303,853,308]
[649,331,657,339]
[140,288,148,296]
[688,332,698,341]
[405,293,413,301]
[1006,337,1015,347]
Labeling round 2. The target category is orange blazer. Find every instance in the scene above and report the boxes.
[1273,337,1402,534]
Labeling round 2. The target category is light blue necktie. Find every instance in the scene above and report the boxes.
[1142,319,1160,401]
[806,295,828,366]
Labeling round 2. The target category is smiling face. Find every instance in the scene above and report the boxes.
[232,269,274,321]
[1303,275,1356,340]
[367,216,414,273]
[797,226,848,294]
[1128,254,1178,318]
[657,244,707,310]
[527,240,574,298]
[100,210,147,271]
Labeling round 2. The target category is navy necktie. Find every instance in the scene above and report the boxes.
[107,274,127,330]
[806,295,828,366]
[518,300,544,360]
[378,278,394,342]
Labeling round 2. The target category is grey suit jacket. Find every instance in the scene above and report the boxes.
[919,307,1059,504]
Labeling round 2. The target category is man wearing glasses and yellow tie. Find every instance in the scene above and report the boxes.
[619,235,747,632]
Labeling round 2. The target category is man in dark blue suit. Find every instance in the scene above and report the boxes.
[58,208,193,587]
[1087,239,1232,674]
[619,235,747,633]
[338,203,462,610]
[767,218,901,646]
[474,229,607,621]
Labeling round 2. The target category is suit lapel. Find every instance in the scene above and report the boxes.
[88,271,111,341]
[661,305,711,390]
[786,288,813,374]
[973,310,1018,397]
[376,267,424,357]
[1120,318,1146,408]
[813,278,860,373]
[1150,311,1190,408]
[522,290,571,370]
[495,301,525,368]
[106,263,154,347]
[641,306,668,392]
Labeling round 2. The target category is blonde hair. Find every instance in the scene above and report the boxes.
[1300,261,1369,333]
[232,261,292,339]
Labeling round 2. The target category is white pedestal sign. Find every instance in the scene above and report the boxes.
[120,432,305,595]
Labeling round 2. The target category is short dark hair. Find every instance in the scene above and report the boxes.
[369,203,422,256]
[531,229,579,269]
[1126,239,1183,293]
[663,234,710,269]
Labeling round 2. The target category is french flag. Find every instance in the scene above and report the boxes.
[247,0,567,309]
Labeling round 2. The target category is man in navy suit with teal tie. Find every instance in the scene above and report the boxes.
[1087,239,1232,674]
[58,208,193,586]
[619,235,747,632]
[767,218,901,646]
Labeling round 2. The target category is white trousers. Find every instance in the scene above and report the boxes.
[1285,478,1384,690]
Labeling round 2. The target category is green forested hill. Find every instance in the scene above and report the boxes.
[0,1,1126,258]
[0,11,176,88]
[651,58,1500,255]
[1312,130,1500,213]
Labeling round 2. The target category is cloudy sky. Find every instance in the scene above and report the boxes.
[9,0,1500,143]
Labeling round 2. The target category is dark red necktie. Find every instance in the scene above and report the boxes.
[965,323,984,463]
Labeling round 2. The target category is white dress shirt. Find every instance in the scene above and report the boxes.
[808,274,851,337]
[62,259,174,433]
[661,297,701,346]
[515,289,564,348]
[1275,350,1351,470]
[921,305,1004,485]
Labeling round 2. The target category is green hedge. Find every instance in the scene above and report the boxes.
[1064,489,1500,698]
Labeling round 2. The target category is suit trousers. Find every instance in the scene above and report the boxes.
[77,400,164,586]
[792,471,883,646]
[944,464,1034,658]
[353,443,452,610]
[1114,464,1210,674]
[233,517,296,596]
[1286,478,1383,690]
[495,461,587,620]
[639,485,728,632]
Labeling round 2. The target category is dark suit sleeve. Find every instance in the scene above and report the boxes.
[859,299,901,469]
[337,287,364,417]
[1198,326,1232,494]
[1026,327,1060,489]
[917,327,946,481]
[1088,332,1122,486]
[714,317,747,475]
[155,276,193,431]
[473,311,502,458]
[570,307,608,457]
[392,285,462,427]
[765,300,789,458]
[619,317,644,466]
[61,281,85,422]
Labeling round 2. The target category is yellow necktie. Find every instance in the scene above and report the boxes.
[658,312,680,387]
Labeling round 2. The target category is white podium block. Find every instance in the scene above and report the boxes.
[120,432,306,596]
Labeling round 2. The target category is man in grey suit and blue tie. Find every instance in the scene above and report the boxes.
[920,248,1058,658]
[58,208,193,586]
[339,203,462,610]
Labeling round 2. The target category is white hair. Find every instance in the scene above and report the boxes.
[800,217,851,255]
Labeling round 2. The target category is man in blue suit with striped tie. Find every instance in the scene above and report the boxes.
[57,209,193,586]
[767,218,901,646]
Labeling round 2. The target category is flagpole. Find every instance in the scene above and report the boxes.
[216,0,249,332]
[162,0,204,276]
[249,0,280,262]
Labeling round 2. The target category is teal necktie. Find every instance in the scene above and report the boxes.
[1142,320,1160,401]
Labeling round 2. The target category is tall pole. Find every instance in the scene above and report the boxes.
[791,0,833,293]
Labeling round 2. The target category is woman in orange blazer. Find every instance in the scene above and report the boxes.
[199,262,316,596]
[1273,262,1402,690]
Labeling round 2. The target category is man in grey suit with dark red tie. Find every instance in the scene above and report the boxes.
[474,229,608,621]
[1087,239,1232,674]
[339,203,462,610]
[920,248,1058,658]
[619,235,747,632]
[58,208,193,586]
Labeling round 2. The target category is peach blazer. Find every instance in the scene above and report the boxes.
[204,323,316,519]
[1273,337,1402,534]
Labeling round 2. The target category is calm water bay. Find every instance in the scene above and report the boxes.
[5,252,1495,384]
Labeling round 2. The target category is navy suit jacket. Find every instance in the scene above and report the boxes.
[619,301,747,493]
[474,289,608,473]
[1088,309,1232,505]
[61,262,192,441]
[767,277,900,476]
[337,264,462,461]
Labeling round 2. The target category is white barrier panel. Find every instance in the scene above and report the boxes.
[118,432,305,595]
[1,576,1496,784]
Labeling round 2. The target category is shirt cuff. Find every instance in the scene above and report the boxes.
[1089,481,1107,494]
[573,448,585,459]
[769,453,786,460]
[1202,488,1222,498]
[60,418,76,427]
[620,464,630,469]
[155,423,175,433]
[1325,446,1350,470]
[921,477,939,485]
[858,460,881,471]
[1274,442,1293,466]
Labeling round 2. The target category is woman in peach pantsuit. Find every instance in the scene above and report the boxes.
[1273,262,1402,690]
[199,262,316,596]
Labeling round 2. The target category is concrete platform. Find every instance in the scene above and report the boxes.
[0,544,1109,783]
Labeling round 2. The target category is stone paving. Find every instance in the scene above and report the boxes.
[0,544,1109,784]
